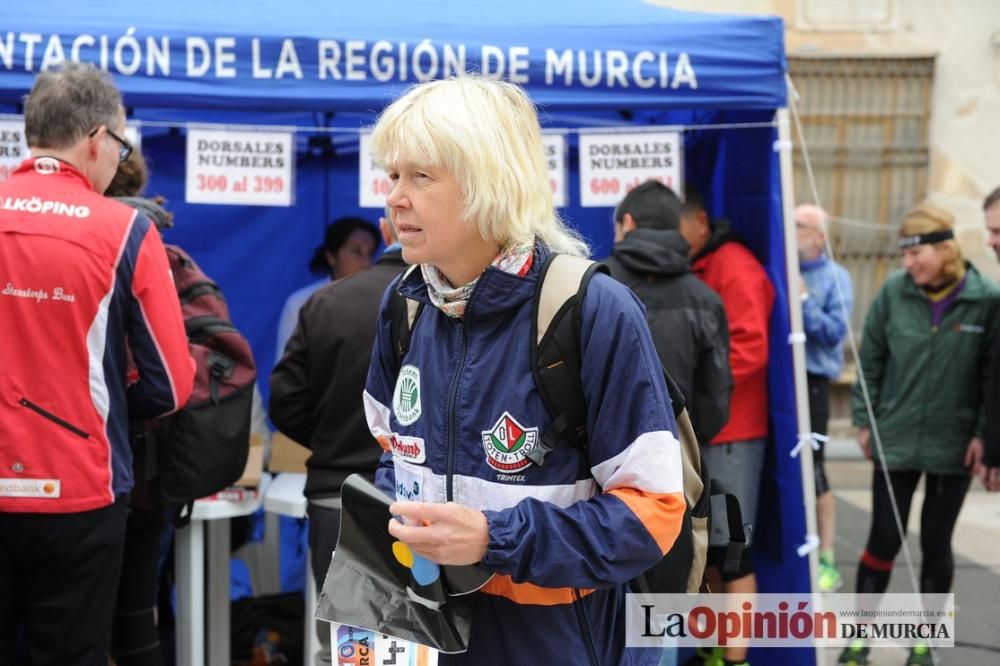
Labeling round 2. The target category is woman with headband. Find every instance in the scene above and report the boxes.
[841,201,1000,666]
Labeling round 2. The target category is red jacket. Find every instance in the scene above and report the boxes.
[0,157,194,513]
[693,237,774,444]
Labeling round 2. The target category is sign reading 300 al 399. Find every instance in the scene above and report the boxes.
[185,128,293,206]
[578,130,682,207]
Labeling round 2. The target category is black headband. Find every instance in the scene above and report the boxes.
[897,229,954,249]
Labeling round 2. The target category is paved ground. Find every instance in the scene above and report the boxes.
[817,455,1000,665]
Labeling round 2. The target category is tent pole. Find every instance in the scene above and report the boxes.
[776,107,824,666]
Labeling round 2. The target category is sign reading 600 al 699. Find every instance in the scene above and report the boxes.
[481,412,538,472]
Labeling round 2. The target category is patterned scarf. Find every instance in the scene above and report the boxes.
[421,242,535,318]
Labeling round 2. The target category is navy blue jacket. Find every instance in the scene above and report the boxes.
[364,247,684,665]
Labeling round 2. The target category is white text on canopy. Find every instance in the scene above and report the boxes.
[542,134,567,208]
[0,119,29,182]
[185,129,293,206]
[578,131,682,207]
[0,31,700,92]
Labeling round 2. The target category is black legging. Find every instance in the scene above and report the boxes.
[807,374,830,496]
[111,508,166,666]
[855,468,971,595]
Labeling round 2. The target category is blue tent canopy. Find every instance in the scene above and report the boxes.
[1,0,786,112]
[1,3,814,664]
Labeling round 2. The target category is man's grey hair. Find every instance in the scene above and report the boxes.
[24,62,123,150]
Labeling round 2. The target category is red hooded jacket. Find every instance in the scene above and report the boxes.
[693,236,774,444]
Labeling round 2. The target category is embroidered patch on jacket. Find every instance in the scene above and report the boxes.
[482,412,538,472]
[394,467,424,502]
[0,478,60,498]
[392,364,422,425]
[387,434,426,464]
[33,157,60,175]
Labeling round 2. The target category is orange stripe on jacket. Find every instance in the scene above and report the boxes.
[481,575,595,606]
[376,434,394,452]
[607,488,685,554]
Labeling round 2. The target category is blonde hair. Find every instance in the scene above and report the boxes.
[899,201,964,283]
[369,76,588,258]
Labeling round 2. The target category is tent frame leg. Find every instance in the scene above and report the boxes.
[776,106,825,666]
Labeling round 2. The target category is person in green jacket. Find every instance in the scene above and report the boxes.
[839,202,1000,666]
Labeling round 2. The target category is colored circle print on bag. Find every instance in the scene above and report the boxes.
[391,540,441,586]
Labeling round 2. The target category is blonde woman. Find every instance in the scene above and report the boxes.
[843,202,1000,666]
[361,77,684,665]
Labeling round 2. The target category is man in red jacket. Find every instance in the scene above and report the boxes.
[0,63,194,665]
[679,190,775,666]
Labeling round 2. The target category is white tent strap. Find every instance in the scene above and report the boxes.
[790,432,828,459]
[788,81,922,598]
[797,533,820,557]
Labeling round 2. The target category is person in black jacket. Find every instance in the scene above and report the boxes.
[982,187,1000,492]
[606,180,732,444]
[269,214,406,665]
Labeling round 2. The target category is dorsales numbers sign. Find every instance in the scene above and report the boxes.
[578,131,682,207]
[359,132,568,209]
[186,129,293,206]
[359,132,390,208]
[0,119,29,183]
[542,133,567,208]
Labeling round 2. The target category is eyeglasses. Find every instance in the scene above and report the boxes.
[89,126,133,162]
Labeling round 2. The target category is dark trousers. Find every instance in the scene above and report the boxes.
[112,508,167,666]
[856,468,971,594]
[0,495,129,666]
[807,373,830,496]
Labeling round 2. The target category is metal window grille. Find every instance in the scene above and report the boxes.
[789,55,935,339]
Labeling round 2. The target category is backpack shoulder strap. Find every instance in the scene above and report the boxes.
[389,265,424,370]
[533,254,600,342]
[528,253,608,466]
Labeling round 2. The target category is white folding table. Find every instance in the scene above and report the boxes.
[262,471,321,666]
[174,473,270,666]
